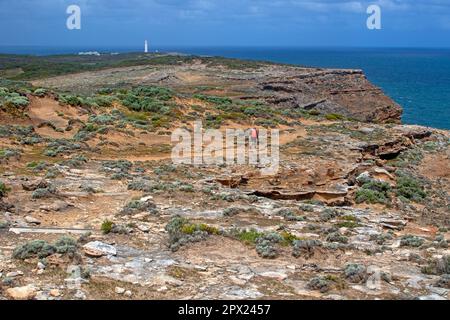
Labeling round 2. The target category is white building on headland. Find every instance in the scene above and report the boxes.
[78,51,100,56]
[144,40,148,53]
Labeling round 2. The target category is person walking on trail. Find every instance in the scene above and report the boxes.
[250,127,259,145]
[249,127,260,166]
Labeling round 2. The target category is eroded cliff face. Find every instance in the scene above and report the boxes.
[32,59,403,124]
[260,69,403,123]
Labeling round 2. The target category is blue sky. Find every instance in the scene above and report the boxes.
[0,0,449,48]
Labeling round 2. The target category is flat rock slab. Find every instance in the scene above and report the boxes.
[83,241,117,257]
[9,227,93,235]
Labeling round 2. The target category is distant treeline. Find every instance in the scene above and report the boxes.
[0,53,270,81]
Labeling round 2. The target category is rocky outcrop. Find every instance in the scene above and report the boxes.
[359,128,432,159]
[260,69,403,123]
[33,57,403,124]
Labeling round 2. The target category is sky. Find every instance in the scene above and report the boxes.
[0,0,449,48]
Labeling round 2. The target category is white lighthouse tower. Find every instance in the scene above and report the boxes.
[144,40,148,53]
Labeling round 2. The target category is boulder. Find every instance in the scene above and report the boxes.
[25,216,41,225]
[22,179,49,191]
[6,285,37,300]
[83,241,117,257]
[40,200,72,212]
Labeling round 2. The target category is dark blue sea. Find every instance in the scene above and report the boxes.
[1,46,449,130]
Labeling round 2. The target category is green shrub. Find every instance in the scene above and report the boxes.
[44,139,82,157]
[395,173,427,202]
[0,181,10,198]
[0,87,8,97]
[400,235,425,247]
[12,236,78,260]
[277,208,305,222]
[33,88,47,97]
[125,112,148,122]
[61,154,88,168]
[344,264,367,283]
[5,94,29,107]
[326,232,348,244]
[355,180,391,204]
[118,86,175,114]
[198,224,220,235]
[390,148,424,167]
[307,276,332,293]
[280,231,300,245]
[325,113,345,121]
[0,148,21,159]
[154,164,177,175]
[181,222,219,236]
[59,94,83,106]
[205,114,224,128]
[292,239,322,258]
[120,199,158,215]
[13,240,56,259]
[54,236,78,254]
[255,232,283,259]
[32,185,57,199]
[101,220,114,234]
[223,207,241,217]
[132,86,173,100]
[92,95,115,107]
[336,215,361,228]
[355,189,387,204]
[229,229,264,245]
[193,94,232,105]
[255,118,278,128]
[421,255,450,275]
[0,220,10,229]
[89,114,115,125]
[178,183,194,192]
[165,215,215,251]
[319,208,340,222]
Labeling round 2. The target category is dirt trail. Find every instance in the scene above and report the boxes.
[27,97,84,138]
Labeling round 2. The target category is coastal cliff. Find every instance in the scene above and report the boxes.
[26,54,403,124]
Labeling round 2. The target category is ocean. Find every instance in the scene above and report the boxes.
[1,46,449,130]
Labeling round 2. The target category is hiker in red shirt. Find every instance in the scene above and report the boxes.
[250,127,259,145]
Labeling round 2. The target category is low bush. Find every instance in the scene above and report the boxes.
[193,94,232,106]
[0,88,30,108]
[325,113,345,121]
[307,276,332,293]
[12,236,77,260]
[292,239,322,258]
[395,173,427,202]
[326,231,348,244]
[344,264,367,283]
[120,199,158,215]
[400,235,425,247]
[421,255,450,275]
[101,220,114,234]
[33,88,47,97]
[0,181,10,198]
[165,215,217,252]
[355,180,391,205]
[229,229,264,245]
[255,232,283,259]
[32,185,57,199]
